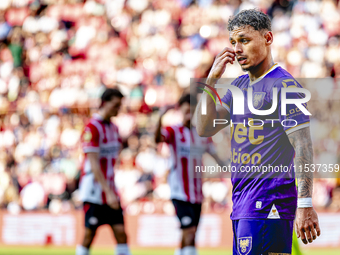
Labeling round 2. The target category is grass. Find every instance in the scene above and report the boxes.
[0,247,339,255]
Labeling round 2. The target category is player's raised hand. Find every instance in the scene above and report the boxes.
[208,47,236,79]
[295,207,321,244]
[106,190,120,210]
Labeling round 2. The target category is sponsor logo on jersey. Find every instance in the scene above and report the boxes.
[83,130,92,142]
[100,145,120,155]
[179,146,191,155]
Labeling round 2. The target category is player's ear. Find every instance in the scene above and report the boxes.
[264,31,273,46]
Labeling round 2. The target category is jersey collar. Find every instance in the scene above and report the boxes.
[93,113,111,124]
[93,113,103,120]
[248,63,279,86]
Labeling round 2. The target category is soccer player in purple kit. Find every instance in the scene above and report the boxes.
[196,9,321,255]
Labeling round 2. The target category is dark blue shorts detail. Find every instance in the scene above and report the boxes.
[83,202,124,230]
[172,199,202,229]
[232,219,294,255]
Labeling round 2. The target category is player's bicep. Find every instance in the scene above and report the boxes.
[215,104,230,129]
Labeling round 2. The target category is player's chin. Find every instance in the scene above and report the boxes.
[241,64,253,72]
[111,111,118,117]
[239,63,251,71]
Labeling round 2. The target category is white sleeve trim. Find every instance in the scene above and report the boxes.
[219,102,230,112]
[83,146,100,153]
[285,122,310,135]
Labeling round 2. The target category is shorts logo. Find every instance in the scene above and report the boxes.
[181,216,192,226]
[252,92,266,109]
[89,216,98,225]
[238,236,252,255]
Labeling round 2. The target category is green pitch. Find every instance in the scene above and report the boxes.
[0,247,339,255]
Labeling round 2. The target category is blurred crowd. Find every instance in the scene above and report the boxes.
[0,0,339,215]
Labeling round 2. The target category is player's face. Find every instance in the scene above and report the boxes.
[180,102,191,127]
[105,97,122,117]
[229,26,271,72]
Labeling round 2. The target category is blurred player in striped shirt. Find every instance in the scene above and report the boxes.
[155,94,225,255]
[76,88,131,255]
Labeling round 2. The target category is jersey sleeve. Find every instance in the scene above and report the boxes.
[220,78,242,112]
[220,89,231,112]
[161,126,175,145]
[82,123,100,153]
[276,78,310,135]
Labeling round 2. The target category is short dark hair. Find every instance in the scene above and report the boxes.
[228,9,271,32]
[100,88,124,107]
[178,94,197,107]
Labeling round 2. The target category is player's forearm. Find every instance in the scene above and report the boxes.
[295,146,313,198]
[196,79,221,137]
[89,156,111,193]
[288,128,314,198]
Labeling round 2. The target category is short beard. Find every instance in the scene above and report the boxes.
[241,65,253,72]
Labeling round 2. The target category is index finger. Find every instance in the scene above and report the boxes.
[217,47,235,57]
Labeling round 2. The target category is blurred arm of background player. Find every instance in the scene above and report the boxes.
[209,152,229,169]
[156,104,229,178]
[196,47,235,137]
[155,105,176,144]
[87,152,119,209]
[288,127,321,245]
[154,105,175,183]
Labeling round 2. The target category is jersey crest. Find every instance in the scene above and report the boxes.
[252,92,266,109]
[238,237,252,255]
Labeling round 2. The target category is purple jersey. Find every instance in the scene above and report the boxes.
[221,64,310,220]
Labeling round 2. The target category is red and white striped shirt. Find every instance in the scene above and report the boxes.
[162,125,215,204]
[79,114,122,205]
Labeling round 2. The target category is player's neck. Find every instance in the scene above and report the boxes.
[248,57,275,82]
[97,110,111,122]
[183,122,190,129]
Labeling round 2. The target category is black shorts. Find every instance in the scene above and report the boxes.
[83,202,124,230]
[172,199,202,229]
